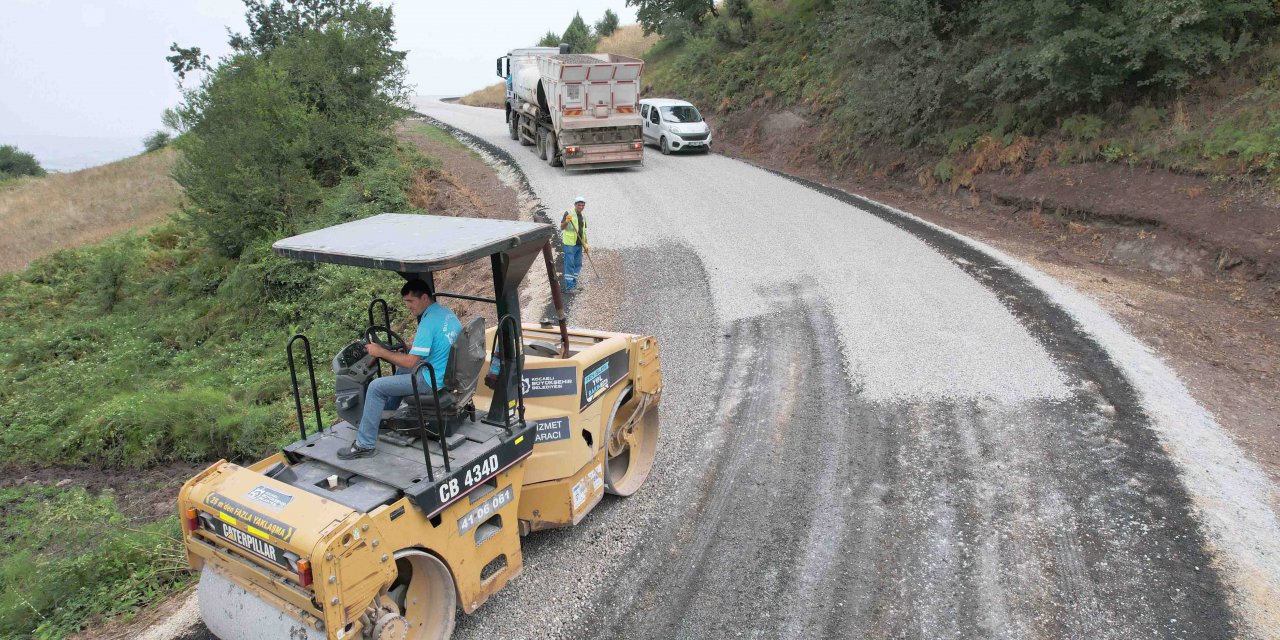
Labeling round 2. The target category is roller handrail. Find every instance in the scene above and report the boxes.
[286,334,323,441]
[409,360,448,480]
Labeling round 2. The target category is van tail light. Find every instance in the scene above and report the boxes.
[296,559,313,587]
[184,508,199,534]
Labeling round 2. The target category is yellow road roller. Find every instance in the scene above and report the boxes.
[177,213,661,639]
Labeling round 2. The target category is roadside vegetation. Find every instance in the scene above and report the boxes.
[596,23,659,59]
[0,145,46,181]
[634,0,1280,186]
[458,82,506,109]
[0,1,429,636]
[0,485,185,638]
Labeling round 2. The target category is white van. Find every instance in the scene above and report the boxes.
[639,98,712,154]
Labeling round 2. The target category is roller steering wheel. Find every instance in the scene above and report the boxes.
[364,325,407,353]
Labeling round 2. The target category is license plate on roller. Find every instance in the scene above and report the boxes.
[209,520,290,570]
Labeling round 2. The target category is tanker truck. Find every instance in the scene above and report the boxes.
[496,45,644,170]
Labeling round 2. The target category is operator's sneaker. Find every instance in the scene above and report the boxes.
[337,443,377,459]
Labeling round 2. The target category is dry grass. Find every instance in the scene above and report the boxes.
[596,24,659,59]
[458,82,507,109]
[0,148,181,273]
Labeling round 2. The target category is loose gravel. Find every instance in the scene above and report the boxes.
[416,96,1275,639]
[413,98,1069,404]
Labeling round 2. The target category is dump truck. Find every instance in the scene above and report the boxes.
[496,46,645,170]
[177,213,661,639]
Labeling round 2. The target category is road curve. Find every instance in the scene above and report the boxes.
[408,97,1280,640]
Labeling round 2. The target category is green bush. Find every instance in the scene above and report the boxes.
[142,131,172,153]
[596,9,620,37]
[1061,114,1106,143]
[0,485,190,638]
[537,30,560,47]
[0,145,46,179]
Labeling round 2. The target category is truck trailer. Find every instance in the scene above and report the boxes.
[496,46,644,170]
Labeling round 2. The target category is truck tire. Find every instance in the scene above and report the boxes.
[536,129,548,160]
[546,133,561,167]
[507,112,518,140]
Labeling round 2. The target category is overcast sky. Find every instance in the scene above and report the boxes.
[0,0,637,171]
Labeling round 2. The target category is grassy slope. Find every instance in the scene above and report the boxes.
[642,6,1280,187]
[0,138,440,638]
[0,149,182,273]
[458,82,505,109]
[596,24,660,58]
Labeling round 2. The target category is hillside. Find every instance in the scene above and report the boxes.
[638,2,1280,291]
[0,148,181,272]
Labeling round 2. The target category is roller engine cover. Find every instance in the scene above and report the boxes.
[333,341,379,426]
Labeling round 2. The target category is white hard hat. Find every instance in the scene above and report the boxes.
[574,196,586,204]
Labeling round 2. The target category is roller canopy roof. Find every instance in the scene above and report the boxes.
[272,213,555,272]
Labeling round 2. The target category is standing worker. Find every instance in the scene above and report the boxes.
[560,196,589,292]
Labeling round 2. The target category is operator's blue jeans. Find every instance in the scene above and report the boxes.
[355,373,421,449]
[563,243,582,291]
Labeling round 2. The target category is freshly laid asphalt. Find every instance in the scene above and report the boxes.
[407,98,1280,639]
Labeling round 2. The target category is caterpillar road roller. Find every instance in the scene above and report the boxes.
[177,213,661,639]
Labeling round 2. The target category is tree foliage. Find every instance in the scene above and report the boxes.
[831,0,1278,143]
[142,131,172,153]
[0,145,46,179]
[172,0,408,257]
[596,9,620,37]
[537,30,561,47]
[562,12,597,53]
[627,0,717,36]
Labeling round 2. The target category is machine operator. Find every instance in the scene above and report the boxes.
[338,279,461,459]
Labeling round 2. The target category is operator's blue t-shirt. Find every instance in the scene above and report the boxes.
[410,303,461,388]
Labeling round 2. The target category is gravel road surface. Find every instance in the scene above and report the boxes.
[411,98,1280,640]
[181,98,1278,639]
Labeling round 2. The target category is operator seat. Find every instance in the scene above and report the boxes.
[395,316,486,430]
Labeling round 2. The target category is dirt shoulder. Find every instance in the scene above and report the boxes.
[709,107,1280,492]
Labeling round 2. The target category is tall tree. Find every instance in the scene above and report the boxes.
[561,12,597,53]
[172,0,408,257]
